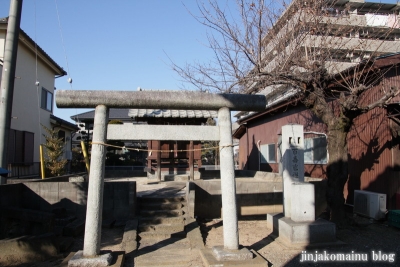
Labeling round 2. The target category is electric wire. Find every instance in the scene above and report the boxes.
[54,0,82,137]
[54,0,72,89]
[33,0,43,145]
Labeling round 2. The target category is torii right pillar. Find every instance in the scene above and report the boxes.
[207,107,254,262]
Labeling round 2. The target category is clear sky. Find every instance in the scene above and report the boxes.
[0,0,227,123]
[1,0,399,123]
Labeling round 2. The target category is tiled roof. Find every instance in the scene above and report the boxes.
[71,108,131,121]
[128,109,218,118]
[71,108,218,121]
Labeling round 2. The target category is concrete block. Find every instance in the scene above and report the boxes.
[164,174,189,181]
[59,183,78,203]
[39,183,60,206]
[22,183,42,210]
[24,182,40,194]
[291,182,315,222]
[257,204,283,215]
[212,246,253,261]
[61,251,124,267]
[112,183,130,220]
[266,212,284,235]
[278,216,336,245]
[68,250,112,267]
[102,197,114,220]
[128,182,137,218]
[76,183,88,206]
[69,176,86,182]
[121,219,138,253]
[240,206,259,216]
[200,248,268,267]
[40,181,59,191]
[188,190,195,218]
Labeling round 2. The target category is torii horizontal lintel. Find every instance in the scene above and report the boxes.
[56,90,266,111]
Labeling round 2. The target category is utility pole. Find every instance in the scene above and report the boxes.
[0,0,23,184]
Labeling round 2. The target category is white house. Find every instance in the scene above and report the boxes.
[0,17,77,177]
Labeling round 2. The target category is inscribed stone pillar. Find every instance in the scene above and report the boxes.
[83,105,109,257]
[281,124,304,218]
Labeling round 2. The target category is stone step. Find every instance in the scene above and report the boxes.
[139,202,183,211]
[164,174,190,182]
[138,237,190,249]
[139,223,185,233]
[139,230,186,239]
[139,209,183,217]
[138,196,185,204]
[139,215,185,225]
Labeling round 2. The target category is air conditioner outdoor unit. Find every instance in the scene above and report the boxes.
[354,190,386,220]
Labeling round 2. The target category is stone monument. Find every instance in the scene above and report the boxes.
[267,124,337,247]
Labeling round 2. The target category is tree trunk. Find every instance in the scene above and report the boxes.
[326,120,349,225]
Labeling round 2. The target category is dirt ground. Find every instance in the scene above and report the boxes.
[14,214,400,267]
[199,215,400,267]
[10,179,400,266]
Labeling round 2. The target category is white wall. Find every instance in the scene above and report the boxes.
[0,30,58,163]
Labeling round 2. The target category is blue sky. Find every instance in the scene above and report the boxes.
[0,0,230,123]
[1,0,399,123]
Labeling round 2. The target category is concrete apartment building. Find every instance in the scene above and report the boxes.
[233,1,400,209]
[258,0,400,78]
[0,17,77,177]
[239,0,400,114]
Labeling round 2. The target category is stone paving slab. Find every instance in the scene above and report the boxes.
[200,248,269,267]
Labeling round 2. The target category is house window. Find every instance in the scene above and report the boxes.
[260,143,276,163]
[7,130,34,163]
[41,88,53,112]
[304,136,327,164]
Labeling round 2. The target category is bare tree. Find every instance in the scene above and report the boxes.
[171,0,400,224]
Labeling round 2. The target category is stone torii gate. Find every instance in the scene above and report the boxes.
[56,90,266,265]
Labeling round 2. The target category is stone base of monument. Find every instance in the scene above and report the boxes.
[267,213,343,248]
[200,246,269,266]
[60,250,125,267]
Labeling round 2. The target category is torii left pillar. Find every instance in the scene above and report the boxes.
[68,105,112,266]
